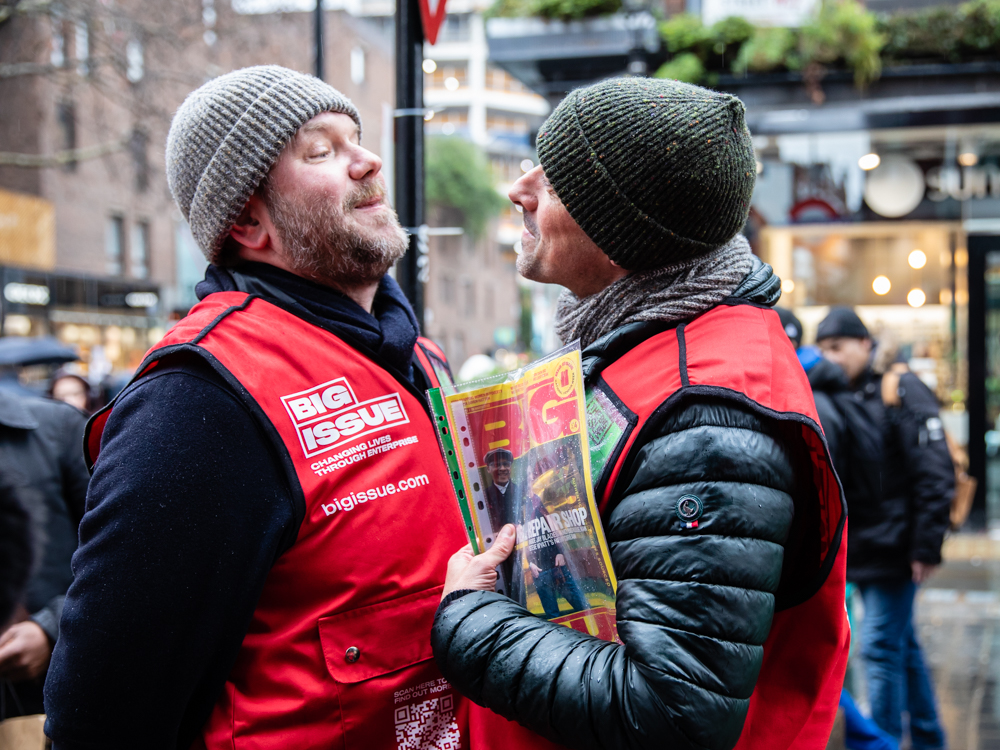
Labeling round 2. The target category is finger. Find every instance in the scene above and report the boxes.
[480,525,516,565]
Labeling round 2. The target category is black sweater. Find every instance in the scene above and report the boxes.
[44,264,425,750]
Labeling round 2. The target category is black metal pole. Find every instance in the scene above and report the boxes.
[394,0,425,330]
[314,0,325,80]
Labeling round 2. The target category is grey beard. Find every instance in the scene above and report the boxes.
[267,188,408,286]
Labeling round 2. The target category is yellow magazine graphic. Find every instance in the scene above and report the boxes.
[428,344,618,642]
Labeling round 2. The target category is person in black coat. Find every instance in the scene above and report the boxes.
[0,391,89,718]
[0,465,32,629]
[814,307,951,750]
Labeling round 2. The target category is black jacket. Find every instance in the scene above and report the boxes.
[0,391,89,717]
[0,393,89,636]
[432,261,818,750]
[0,465,32,628]
[810,363,953,582]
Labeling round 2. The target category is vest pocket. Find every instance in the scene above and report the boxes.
[319,585,465,750]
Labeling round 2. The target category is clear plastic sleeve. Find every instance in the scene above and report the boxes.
[428,343,618,642]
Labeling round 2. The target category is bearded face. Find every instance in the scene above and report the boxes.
[264,177,409,287]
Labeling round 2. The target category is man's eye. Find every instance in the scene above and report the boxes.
[310,149,331,159]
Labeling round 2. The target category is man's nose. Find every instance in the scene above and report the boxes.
[509,167,540,212]
[349,146,382,182]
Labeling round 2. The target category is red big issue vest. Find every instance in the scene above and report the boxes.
[459,302,850,750]
[86,292,489,750]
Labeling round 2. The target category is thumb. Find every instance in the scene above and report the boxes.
[481,524,516,565]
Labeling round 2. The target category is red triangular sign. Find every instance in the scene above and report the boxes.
[418,0,448,45]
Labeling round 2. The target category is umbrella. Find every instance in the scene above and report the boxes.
[0,337,79,367]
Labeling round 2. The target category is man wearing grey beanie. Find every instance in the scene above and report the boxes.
[433,77,850,750]
[43,66,492,750]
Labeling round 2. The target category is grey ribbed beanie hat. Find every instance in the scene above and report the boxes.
[166,65,361,263]
[536,77,756,272]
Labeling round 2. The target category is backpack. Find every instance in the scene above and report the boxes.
[881,363,976,530]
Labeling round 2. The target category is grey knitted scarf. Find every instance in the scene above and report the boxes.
[554,234,753,349]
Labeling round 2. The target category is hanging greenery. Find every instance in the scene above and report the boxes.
[425,136,508,240]
[654,0,1000,89]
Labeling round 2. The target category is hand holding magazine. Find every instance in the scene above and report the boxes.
[428,344,618,642]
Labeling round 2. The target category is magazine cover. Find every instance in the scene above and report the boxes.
[428,344,618,642]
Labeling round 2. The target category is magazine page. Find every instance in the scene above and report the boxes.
[428,344,618,642]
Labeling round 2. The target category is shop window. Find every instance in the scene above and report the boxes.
[131,221,149,279]
[106,215,125,276]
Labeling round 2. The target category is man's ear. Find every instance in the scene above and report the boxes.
[228,194,271,252]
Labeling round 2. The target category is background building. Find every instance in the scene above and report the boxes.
[0,0,394,381]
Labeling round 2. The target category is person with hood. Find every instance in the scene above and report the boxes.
[812,307,951,750]
[432,77,850,750]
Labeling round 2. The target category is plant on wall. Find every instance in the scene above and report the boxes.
[426,136,507,240]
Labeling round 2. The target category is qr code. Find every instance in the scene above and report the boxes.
[394,695,461,750]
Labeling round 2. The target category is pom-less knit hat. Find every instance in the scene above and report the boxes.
[536,77,757,271]
[816,307,871,341]
[166,65,361,263]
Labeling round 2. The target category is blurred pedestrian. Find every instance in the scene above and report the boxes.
[813,306,952,750]
[775,306,847,466]
[48,370,94,415]
[0,466,32,631]
[0,390,88,720]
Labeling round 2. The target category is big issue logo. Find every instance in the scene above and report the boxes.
[280,377,409,458]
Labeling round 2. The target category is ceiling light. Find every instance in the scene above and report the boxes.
[422,59,437,74]
[958,152,978,167]
[781,279,795,294]
[858,153,881,171]
[873,275,891,295]
[444,77,459,91]
[907,288,926,308]
[908,249,927,269]
[755,160,763,175]
[520,159,533,173]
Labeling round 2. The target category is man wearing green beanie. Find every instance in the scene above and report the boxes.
[433,77,850,750]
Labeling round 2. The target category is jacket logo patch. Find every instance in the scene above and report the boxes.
[281,377,410,458]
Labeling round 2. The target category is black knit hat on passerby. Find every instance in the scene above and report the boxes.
[775,307,803,348]
[535,76,757,272]
[816,307,870,341]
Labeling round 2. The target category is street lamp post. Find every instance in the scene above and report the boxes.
[395,0,426,330]
[314,0,325,80]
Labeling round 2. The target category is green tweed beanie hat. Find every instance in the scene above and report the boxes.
[536,77,756,272]
[166,65,361,263]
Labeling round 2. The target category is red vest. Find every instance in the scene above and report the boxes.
[596,302,850,749]
[462,302,849,750]
[86,292,483,750]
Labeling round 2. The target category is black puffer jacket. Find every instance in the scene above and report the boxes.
[432,262,818,750]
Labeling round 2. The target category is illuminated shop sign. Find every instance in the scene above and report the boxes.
[4,282,50,305]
